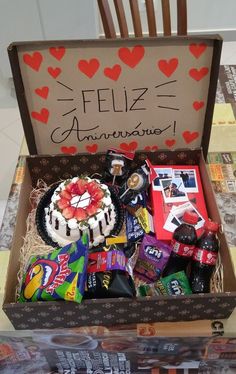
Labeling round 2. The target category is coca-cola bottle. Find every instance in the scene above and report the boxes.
[189,220,219,293]
[162,211,198,277]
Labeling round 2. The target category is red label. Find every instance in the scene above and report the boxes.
[171,239,195,257]
[193,248,217,265]
[87,250,127,273]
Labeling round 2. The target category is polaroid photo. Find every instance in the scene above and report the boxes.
[152,168,173,191]
[172,201,205,230]
[173,169,198,193]
[163,212,180,232]
[160,177,188,204]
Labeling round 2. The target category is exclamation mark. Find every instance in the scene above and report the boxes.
[173,120,176,136]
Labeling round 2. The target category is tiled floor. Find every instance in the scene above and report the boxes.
[0,41,236,227]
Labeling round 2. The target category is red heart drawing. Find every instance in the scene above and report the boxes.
[48,67,61,79]
[61,146,77,154]
[86,144,98,154]
[118,45,145,68]
[165,139,176,148]
[31,108,49,124]
[49,46,66,60]
[158,58,178,77]
[182,131,199,144]
[193,101,204,111]
[78,58,100,78]
[189,43,207,59]
[23,52,43,71]
[144,145,158,152]
[35,86,49,99]
[104,64,121,81]
[189,67,209,81]
[120,141,138,152]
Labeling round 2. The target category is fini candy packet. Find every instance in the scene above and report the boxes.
[134,234,171,283]
[19,237,88,303]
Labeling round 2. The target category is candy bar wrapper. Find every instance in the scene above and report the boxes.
[87,249,127,273]
[126,212,145,242]
[85,270,136,299]
[19,239,88,303]
[134,234,171,283]
[158,271,192,296]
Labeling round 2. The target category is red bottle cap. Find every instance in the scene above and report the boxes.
[182,210,198,225]
[204,220,219,232]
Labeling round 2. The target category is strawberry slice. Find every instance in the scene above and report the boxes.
[62,206,76,219]
[57,198,70,210]
[91,200,102,209]
[60,189,72,200]
[87,181,100,194]
[93,189,104,201]
[76,179,88,195]
[75,207,88,221]
[70,183,81,195]
[65,183,74,193]
[86,202,98,217]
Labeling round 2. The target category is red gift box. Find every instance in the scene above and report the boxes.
[151,165,208,241]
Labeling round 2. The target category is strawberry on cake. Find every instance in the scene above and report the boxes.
[45,177,116,247]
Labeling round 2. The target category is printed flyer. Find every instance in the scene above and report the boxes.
[0,325,236,373]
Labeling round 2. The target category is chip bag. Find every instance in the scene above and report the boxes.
[19,238,88,303]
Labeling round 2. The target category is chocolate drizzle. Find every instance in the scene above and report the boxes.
[89,228,94,243]
[55,218,59,230]
[49,211,52,224]
[108,208,111,219]
[66,224,71,236]
[79,229,83,238]
[105,212,109,225]
[99,221,103,235]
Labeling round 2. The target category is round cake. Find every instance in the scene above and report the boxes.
[45,177,116,247]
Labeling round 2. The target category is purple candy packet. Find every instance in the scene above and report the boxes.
[134,234,171,283]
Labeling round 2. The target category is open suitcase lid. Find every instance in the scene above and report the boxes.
[8,35,222,159]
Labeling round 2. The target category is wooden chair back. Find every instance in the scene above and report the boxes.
[97,0,187,38]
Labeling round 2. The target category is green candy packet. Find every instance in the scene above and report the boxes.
[159,271,192,296]
[19,236,88,304]
[138,271,192,297]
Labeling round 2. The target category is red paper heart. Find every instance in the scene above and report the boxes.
[48,67,61,79]
[189,67,209,81]
[86,144,98,154]
[158,58,178,77]
[23,52,43,71]
[165,139,176,148]
[193,101,204,111]
[118,45,145,68]
[144,145,158,152]
[78,58,100,78]
[182,131,199,144]
[120,141,138,152]
[31,108,49,124]
[49,46,65,60]
[104,64,121,81]
[61,146,77,154]
[35,86,49,99]
[189,43,207,59]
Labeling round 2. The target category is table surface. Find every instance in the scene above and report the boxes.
[0,64,236,332]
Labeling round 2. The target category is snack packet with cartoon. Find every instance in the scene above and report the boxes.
[19,237,88,303]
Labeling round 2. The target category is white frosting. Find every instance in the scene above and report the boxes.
[45,177,116,248]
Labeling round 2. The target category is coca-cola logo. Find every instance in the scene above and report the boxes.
[144,245,162,261]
